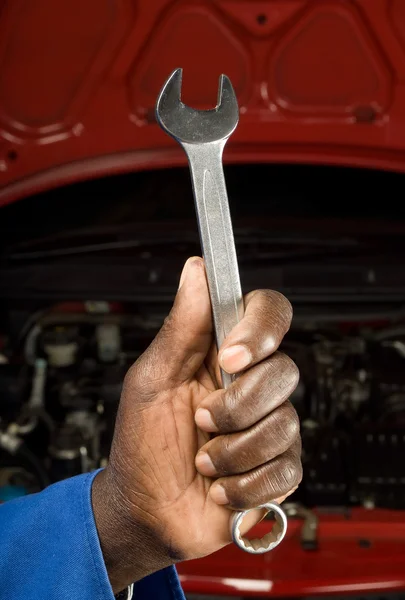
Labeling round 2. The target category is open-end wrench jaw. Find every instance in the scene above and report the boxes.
[155,68,239,145]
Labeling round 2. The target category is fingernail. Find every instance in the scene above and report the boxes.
[210,484,229,505]
[178,259,190,290]
[195,452,216,476]
[220,345,252,373]
[195,408,218,432]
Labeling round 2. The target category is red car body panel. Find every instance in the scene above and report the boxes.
[179,510,405,597]
[1,0,405,596]
[2,0,405,207]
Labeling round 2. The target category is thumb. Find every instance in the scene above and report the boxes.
[133,257,213,391]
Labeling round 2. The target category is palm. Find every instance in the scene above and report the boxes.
[140,356,232,558]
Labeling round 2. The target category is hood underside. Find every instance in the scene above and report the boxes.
[0,0,405,206]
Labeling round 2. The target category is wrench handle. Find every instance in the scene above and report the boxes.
[183,140,288,555]
[183,141,244,388]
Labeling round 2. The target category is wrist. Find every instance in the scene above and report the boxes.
[91,469,173,594]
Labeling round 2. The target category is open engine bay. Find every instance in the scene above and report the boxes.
[1,303,405,515]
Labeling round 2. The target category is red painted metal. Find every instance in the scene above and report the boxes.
[2,0,405,206]
[178,509,405,597]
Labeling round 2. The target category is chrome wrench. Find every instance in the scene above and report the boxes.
[156,68,287,554]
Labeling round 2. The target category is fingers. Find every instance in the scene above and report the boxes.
[218,290,293,374]
[195,345,301,508]
[195,400,300,477]
[193,286,301,510]
[208,438,302,510]
[195,352,299,433]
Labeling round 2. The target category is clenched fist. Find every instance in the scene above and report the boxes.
[92,257,302,593]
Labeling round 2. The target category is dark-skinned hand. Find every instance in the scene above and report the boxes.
[92,257,302,594]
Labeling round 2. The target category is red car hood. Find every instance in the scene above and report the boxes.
[1,0,405,207]
[178,509,405,597]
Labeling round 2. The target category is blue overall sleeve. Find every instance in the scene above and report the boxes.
[0,470,185,600]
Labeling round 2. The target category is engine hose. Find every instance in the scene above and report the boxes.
[0,433,50,490]
[16,445,50,490]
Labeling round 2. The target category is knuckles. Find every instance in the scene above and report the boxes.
[224,449,303,510]
[271,401,301,446]
[276,353,300,385]
[215,384,250,432]
[211,353,300,434]
[274,449,303,491]
[250,290,293,330]
[207,401,301,476]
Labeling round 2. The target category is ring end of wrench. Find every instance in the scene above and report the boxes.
[231,502,288,554]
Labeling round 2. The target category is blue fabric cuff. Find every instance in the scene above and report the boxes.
[0,469,184,600]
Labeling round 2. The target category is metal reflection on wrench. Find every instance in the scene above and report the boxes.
[155,68,288,554]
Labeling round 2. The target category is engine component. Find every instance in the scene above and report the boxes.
[283,503,319,550]
[0,467,31,502]
[0,306,405,513]
[96,323,121,363]
[351,429,405,510]
[0,364,31,422]
[0,484,27,502]
[0,431,49,490]
[48,423,86,482]
[43,327,79,367]
[303,427,349,507]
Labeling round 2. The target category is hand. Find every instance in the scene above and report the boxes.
[92,257,302,593]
